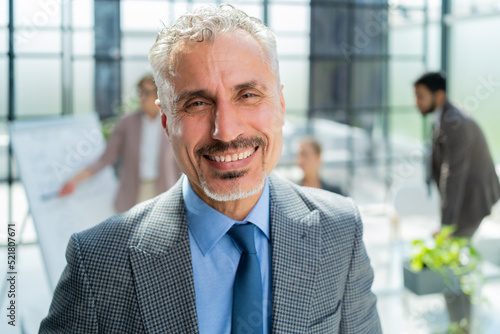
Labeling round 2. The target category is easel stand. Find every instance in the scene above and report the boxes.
[1,210,52,334]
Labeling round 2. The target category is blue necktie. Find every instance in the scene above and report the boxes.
[227,223,263,334]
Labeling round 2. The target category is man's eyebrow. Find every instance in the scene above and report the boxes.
[174,82,270,104]
[234,82,269,92]
[174,90,209,105]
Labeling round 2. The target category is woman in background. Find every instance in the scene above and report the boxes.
[296,136,343,195]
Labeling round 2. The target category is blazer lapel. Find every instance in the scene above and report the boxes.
[268,175,321,333]
[129,179,199,333]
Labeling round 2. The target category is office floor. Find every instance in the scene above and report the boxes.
[1,176,500,334]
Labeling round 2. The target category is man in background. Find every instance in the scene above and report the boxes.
[415,72,500,330]
[59,74,181,212]
[41,5,381,333]
[414,72,499,238]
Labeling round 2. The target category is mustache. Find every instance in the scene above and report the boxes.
[196,137,265,156]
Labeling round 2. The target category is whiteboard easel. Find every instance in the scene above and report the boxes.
[9,113,118,290]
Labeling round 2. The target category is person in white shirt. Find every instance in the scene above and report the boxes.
[59,74,181,212]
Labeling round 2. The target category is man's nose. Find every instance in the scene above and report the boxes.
[212,101,245,142]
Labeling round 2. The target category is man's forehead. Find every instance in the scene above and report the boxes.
[168,35,276,96]
[170,30,266,71]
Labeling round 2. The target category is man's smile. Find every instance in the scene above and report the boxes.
[205,147,257,162]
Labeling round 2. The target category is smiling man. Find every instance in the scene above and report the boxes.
[40,5,381,334]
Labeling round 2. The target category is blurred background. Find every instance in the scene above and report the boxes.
[1,0,500,333]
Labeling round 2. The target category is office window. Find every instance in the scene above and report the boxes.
[16,58,62,117]
[426,22,442,71]
[387,2,432,148]
[15,0,61,28]
[280,59,309,116]
[121,1,169,31]
[452,0,500,16]
[0,57,6,118]
[389,60,425,108]
[0,121,7,180]
[351,61,387,109]
[0,30,6,54]
[310,60,349,113]
[72,0,94,28]
[73,30,94,56]
[121,0,162,108]
[449,15,500,161]
[73,60,95,115]
[0,0,7,26]
[122,32,157,58]
[15,30,61,54]
[269,4,310,33]
[122,60,151,111]
[72,0,95,116]
[229,4,263,21]
[390,26,424,56]
[192,1,219,11]
[276,34,309,56]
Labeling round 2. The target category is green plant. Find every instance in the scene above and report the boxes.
[409,225,483,297]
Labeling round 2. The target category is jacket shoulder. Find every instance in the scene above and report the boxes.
[269,174,360,233]
[441,103,486,144]
[75,180,185,256]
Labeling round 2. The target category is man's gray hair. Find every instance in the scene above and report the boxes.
[149,4,279,112]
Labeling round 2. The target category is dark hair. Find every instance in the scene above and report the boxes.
[301,136,322,156]
[137,73,156,90]
[414,72,446,93]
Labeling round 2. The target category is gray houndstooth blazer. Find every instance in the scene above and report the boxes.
[40,174,381,333]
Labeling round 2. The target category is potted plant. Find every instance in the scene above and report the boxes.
[403,225,483,333]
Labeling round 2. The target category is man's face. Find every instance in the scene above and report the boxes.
[160,30,285,204]
[414,84,437,115]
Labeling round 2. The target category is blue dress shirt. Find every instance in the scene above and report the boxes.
[183,177,272,334]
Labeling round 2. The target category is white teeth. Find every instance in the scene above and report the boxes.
[208,147,256,162]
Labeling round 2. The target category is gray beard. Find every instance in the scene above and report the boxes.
[199,169,267,202]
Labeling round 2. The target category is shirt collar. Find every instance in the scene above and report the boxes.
[183,176,270,256]
[433,107,443,126]
[141,112,160,124]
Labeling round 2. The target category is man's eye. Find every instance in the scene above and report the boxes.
[188,101,205,107]
[241,93,255,99]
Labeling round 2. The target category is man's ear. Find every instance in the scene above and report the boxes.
[279,83,286,117]
[156,99,170,137]
[436,89,447,107]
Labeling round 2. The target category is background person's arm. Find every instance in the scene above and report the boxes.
[59,116,127,196]
[438,115,471,226]
[59,168,94,196]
